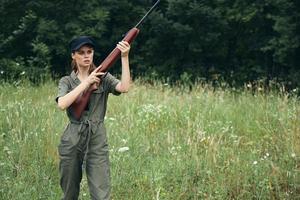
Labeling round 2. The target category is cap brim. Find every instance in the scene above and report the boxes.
[72,42,95,51]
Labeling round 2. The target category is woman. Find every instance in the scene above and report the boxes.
[55,35,131,200]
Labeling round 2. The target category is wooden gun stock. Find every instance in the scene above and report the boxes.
[71,28,139,120]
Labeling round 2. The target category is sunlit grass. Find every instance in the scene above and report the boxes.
[0,80,299,199]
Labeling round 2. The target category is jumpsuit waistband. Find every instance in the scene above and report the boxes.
[69,119,104,167]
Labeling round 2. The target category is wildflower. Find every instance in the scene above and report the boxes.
[258,87,263,91]
[20,71,25,75]
[105,117,116,121]
[200,137,206,142]
[0,71,4,74]
[118,147,129,153]
[170,147,177,156]
[253,161,258,165]
[263,153,268,159]
[291,153,296,158]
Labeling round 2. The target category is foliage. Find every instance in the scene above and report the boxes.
[0,0,299,88]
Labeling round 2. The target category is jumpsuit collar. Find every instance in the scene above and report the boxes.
[70,71,81,85]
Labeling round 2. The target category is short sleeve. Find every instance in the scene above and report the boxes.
[55,76,70,103]
[103,72,121,96]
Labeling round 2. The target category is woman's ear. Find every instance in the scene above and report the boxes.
[71,53,75,60]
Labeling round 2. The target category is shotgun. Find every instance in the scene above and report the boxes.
[71,0,160,120]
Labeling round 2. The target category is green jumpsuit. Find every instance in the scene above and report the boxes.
[56,71,120,200]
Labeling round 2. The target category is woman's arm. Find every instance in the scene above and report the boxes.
[57,68,103,110]
[115,41,131,93]
[57,81,90,110]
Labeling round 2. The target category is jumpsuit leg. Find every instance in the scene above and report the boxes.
[86,126,111,200]
[59,152,84,200]
[58,126,85,200]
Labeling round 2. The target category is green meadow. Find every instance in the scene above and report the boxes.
[0,80,299,199]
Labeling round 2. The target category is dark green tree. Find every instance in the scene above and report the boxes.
[0,0,299,89]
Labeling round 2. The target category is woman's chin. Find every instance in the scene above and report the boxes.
[79,63,90,68]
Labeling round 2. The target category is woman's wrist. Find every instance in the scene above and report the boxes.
[82,79,91,87]
[121,53,129,58]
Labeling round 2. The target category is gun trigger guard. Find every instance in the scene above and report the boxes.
[100,72,108,80]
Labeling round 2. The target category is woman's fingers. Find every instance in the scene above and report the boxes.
[93,65,102,72]
[94,77,100,84]
[87,71,104,85]
[117,41,130,58]
[91,76,100,84]
[117,44,123,51]
[118,41,129,47]
[117,41,130,52]
[94,72,105,77]
[122,41,130,46]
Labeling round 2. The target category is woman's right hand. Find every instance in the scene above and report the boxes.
[85,66,105,86]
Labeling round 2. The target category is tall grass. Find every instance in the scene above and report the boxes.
[0,80,299,199]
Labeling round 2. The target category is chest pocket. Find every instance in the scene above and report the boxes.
[88,85,106,111]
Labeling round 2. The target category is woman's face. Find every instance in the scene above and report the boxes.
[72,45,94,68]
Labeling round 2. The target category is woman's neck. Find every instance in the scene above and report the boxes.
[76,66,90,81]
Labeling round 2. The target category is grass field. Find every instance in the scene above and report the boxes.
[0,80,299,199]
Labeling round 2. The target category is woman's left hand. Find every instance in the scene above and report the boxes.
[117,41,130,57]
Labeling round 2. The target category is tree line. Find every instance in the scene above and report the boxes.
[0,0,299,89]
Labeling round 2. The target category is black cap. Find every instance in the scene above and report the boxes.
[69,36,95,52]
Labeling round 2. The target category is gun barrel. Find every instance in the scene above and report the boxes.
[134,0,160,28]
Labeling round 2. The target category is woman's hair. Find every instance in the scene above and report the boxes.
[71,59,96,74]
